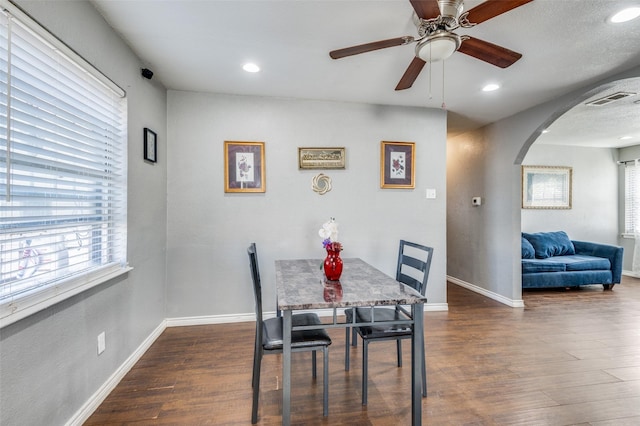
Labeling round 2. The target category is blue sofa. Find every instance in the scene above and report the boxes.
[521,231,623,290]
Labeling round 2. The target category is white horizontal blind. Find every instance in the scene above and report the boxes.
[0,8,127,320]
[625,162,640,234]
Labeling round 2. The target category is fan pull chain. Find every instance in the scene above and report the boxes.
[441,60,446,109]
[428,60,433,100]
[428,43,433,100]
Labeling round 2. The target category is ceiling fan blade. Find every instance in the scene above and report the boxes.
[409,0,441,19]
[330,37,413,59]
[458,36,522,68]
[465,0,533,24]
[395,57,427,90]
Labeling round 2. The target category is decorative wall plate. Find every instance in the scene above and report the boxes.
[312,173,332,195]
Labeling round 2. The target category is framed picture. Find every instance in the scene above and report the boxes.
[144,128,157,163]
[522,165,572,209]
[298,147,346,169]
[224,141,266,193]
[380,141,415,189]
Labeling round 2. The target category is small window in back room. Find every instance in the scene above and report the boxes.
[624,163,640,234]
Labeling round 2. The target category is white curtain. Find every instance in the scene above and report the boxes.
[632,160,640,275]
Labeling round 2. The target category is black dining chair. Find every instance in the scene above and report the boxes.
[344,240,433,405]
[248,243,332,424]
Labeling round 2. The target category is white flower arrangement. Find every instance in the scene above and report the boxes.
[319,217,342,251]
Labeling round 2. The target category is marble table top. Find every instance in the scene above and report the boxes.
[275,258,427,311]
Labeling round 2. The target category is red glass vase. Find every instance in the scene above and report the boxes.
[323,248,343,281]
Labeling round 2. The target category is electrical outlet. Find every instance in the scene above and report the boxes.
[425,188,436,199]
[97,331,106,355]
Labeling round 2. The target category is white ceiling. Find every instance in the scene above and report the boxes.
[91,0,640,147]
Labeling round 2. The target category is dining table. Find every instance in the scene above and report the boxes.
[275,257,427,426]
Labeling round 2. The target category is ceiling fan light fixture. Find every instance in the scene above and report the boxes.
[415,31,461,62]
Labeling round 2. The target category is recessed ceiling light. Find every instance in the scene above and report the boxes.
[482,83,500,92]
[620,135,633,140]
[610,7,640,23]
[243,63,260,73]
[542,129,549,134]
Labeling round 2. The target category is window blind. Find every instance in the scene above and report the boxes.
[625,162,640,234]
[0,6,128,326]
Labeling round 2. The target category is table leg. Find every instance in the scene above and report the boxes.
[412,304,424,426]
[282,310,292,426]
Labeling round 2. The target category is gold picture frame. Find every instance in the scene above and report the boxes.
[298,147,346,169]
[380,141,415,189]
[522,165,572,209]
[224,141,265,193]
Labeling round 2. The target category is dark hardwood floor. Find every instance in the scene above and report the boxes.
[85,277,640,425]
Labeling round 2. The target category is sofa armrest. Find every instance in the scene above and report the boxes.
[572,240,624,284]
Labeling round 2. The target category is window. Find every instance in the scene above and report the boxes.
[0,5,128,327]
[625,163,640,234]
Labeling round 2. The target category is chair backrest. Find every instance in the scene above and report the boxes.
[247,243,263,327]
[395,240,433,296]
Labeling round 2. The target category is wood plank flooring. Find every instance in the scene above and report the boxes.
[85,277,640,425]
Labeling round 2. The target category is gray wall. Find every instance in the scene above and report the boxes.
[166,92,449,317]
[0,2,168,425]
[522,144,619,243]
[447,66,640,303]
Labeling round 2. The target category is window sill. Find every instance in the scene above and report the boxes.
[0,264,132,329]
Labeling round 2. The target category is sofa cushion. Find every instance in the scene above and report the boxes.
[522,231,575,259]
[522,259,567,273]
[521,237,535,259]
[556,255,611,271]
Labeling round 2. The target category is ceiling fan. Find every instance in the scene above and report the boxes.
[329,0,533,91]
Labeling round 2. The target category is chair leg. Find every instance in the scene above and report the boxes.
[323,346,329,416]
[362,339,368,405]
[396,339,403,367]
[252,340,259,389]
[252,350,262,424]
[351,327,357,347]
[422,344,427,397]
[345,327,351,371]
[312,350,317,378]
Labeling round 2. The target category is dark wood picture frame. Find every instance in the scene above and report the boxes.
[144,128,157,163]
[380,141,415,189]
[224,141,266,193]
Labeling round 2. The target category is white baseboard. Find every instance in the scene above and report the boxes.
[447,276,525,308]
[65,320,167,426]
[166,312,256,327]
[623,270,640,278]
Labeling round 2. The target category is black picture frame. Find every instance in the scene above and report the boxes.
[144,128,157,163]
